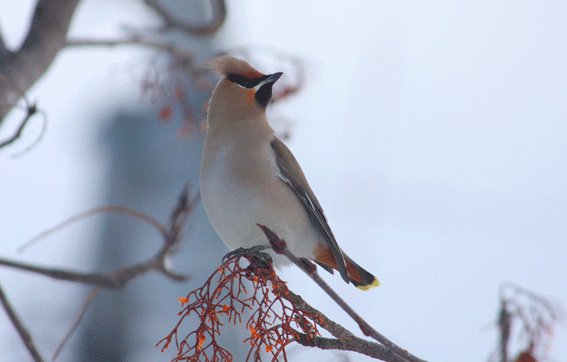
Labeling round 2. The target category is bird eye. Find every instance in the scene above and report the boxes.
[226,74,249,88]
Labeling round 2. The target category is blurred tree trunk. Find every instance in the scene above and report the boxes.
[74,2,236,361]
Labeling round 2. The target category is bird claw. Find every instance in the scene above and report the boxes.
[223,246,274,279]
[222,245,271,263]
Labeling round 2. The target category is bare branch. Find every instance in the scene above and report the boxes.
[295,334,401,362]
[52,286,101,361]
[0,0,81,124]
[0,257,131,288]
[1,185,197,358]
[489,282,565,362]
[0,282,45,362]
[258,224,426,362]
[10,107,47,157]
[65,36,184,57]
[0,0,226,133]
[0,102,39,149]
[3,192,194,287]
[162,247,418,362]
[0,251,188,289]
[18,205,167,253]
[64,35,204,80]
[142,0,226,35]
[287,291,408,362]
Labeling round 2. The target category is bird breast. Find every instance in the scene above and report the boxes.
[200,139,319,262]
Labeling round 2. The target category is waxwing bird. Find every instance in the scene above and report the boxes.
[200,55,380,290]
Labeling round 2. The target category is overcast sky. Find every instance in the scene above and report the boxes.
[1,1,566,361]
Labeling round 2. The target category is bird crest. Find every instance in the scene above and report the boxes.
[205,55,264,79]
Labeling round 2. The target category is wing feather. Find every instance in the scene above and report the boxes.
[270,137,349,283]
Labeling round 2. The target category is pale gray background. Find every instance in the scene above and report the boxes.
[1,1,565,361]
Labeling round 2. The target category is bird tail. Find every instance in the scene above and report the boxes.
[343,253,380,291]
[314,245,380,291]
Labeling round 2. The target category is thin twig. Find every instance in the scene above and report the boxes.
[0,72,47,155]
[18,205,167,253]
[53,186,196,359]
[52,286,101,361]
[500,281,563,321]
[64,36,202,79]
[11,107,47,157]
[0,282,45,362]
[0,257,130,288]
[0,97,47,155]
[490,282,565,362]
[257,224,426,362]
[0,253,188,289]
[66,36,180,54]
[0,185,197,359]
[0,102,38,149]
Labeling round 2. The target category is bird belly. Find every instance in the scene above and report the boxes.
[200,149,319,264]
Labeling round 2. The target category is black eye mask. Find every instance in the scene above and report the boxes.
[226,74,269,89]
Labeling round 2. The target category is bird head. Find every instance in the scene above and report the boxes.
[205,56,283,127]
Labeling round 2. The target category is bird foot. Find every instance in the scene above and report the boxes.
[222,245,274,278]
[222,245,271,262]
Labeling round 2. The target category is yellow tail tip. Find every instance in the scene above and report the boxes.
[356,278,380,291]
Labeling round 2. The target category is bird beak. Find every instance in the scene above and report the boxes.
[263,72,283,85]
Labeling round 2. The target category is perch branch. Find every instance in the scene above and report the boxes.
[257,224,426,362]
[287,291,409,362]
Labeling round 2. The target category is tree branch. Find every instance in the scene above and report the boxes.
[0,0,81,124]
[2,187,196,287]
[258,224,426,362]
[0,0,228,143]
[0,282,45,362]
[64,35,202,77]
[288,291,408,362]
[0,184,196,358]
[0,101,39,149]
[18,205,167,253]
[295,333,401,361]
[52,286,101,360]
[66,36,183,56]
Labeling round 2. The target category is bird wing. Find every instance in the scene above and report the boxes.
[270,137,349,283]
